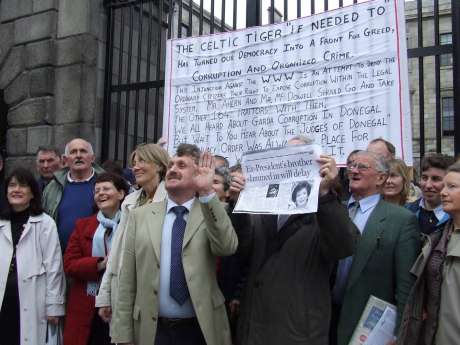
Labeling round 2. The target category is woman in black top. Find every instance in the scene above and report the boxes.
[0,168,65,345]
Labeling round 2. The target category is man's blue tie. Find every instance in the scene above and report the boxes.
[170,206,190,305]
[332,201,360,304]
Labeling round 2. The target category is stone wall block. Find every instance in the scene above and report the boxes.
[4,72,29,106]
[0,46,25,89]
[30,67,55,96]
[27,125,52,153]
[55,35,98,67]
[53,123,95,151]
[82,36,98,66]
[55,36,82,66]
[5,157,36,175]
[94,98,104,127]
[57,0,89,38]
[54,65,82,124]
[14,11,56,45]
[33,0,58,12]
[80,65,97,122]
[8,97,54,126]
[1,0,33,22]
[26,39,55,69]
[0,23,14,67]
[6,127,28,155]
[89,0,106,40]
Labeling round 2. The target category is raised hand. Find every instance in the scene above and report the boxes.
[193,151,216,196]
[229,171,246,201]
[317,154,338,196]
[156,137,167,147]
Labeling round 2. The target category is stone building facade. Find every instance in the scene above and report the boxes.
[0,0,107,172]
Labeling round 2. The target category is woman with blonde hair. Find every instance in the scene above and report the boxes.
[96,143,170,328]
[383,158,411,206]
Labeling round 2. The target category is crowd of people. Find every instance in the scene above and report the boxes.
[0,136,459,345]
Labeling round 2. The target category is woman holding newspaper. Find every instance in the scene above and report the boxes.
[397,161,460,345]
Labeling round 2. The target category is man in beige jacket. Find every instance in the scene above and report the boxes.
[112,144,238,345]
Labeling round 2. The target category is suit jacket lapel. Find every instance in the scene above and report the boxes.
[347,200,387,289]
[148,200,167,263]
[183,200,204,249]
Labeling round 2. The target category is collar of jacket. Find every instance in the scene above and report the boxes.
[406,198,450,227]
[51,164,105,186]
[410,221,450,277]
[0,213,44,225]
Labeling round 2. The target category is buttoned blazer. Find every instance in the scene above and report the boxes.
[112,196,238,345]
[337,199,420,345]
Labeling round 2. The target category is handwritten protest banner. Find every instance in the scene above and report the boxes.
[163,0,412,165]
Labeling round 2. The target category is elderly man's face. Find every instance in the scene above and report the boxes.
[64,139,95,175]
[348,154,387,199]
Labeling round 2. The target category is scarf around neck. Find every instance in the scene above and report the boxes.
[87,210,121,296]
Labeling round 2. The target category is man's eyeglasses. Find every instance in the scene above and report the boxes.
[347,162,373,172]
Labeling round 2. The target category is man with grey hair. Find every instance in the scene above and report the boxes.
[367,137,396,161]
[332,150,420,345]
[43,138,104,250]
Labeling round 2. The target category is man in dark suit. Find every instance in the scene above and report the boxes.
[229,137,359,345]
[333,150,420,345]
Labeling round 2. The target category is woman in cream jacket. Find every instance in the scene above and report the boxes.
[95,143,169,332]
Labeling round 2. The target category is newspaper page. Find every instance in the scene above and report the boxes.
[348,296,397,345]
[364,306,397,345]
[233,144,322,214]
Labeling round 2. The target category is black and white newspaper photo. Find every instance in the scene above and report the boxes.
[233,144,322,214]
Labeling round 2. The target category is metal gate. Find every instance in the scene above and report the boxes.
[102,0,460,165]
